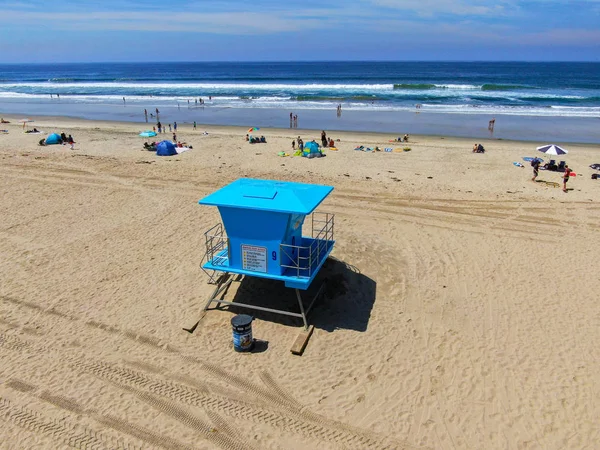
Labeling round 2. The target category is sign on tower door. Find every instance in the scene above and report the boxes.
[241,244,267,273]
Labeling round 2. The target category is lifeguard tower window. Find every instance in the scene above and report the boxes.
[198,178,335,329]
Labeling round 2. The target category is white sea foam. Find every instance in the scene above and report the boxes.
[0,91,598,118]
[0,82,396,91]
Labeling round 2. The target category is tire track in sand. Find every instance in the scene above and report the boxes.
[1,296,410,448]
[73,358,406,449]
[5,379,196,450]
[0,397,116,450]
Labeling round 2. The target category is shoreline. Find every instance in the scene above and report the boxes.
[2,112,599,149]
[2,102,600,144]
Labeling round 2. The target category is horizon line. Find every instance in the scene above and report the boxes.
[1,59,599,65]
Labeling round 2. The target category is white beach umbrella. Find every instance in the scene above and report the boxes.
[18,118,34,129]
[537,144,568,156]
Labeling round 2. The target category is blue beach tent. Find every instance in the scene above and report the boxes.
[302,141,322,158]
[156,140,177,156]
[45,133,62,145]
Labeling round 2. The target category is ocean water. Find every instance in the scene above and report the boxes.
[1,62,599,142]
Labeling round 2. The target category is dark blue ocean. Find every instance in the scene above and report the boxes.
[1,62,599,142]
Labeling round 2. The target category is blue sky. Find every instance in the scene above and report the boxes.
[0,0,599,62]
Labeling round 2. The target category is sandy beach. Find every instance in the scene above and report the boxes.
[0,115,599,449]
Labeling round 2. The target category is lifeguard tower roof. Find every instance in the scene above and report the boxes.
[199,178,333,214]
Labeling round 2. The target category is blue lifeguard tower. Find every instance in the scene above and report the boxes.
[198,178,335,329]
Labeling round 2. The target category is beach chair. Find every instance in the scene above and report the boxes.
[544,159,557,171]
[557,161,566,172]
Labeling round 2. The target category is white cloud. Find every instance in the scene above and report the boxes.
[369,0,514,17]
[0,9,328,34]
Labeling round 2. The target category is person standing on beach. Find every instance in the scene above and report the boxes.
[562,165,572,192]
[290,112,293,128]
[174,122,177,132]
[193,121,197,130]
[157,121,162,133]
[321,130,328,147]
[144,109,148,122]
[123,97,126,105]
[531,159,540,181]
[168,124,172,132]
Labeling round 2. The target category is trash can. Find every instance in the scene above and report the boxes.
[231,314,254,352]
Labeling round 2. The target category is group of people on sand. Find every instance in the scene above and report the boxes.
[320,131,335,148]
[292,137,304,150]
[291,133,335,151]
[60,132,75,145]
[395,134,409,142]
[38,132,76,149]
[530,158,572,192]
[472,143,485,153]
[246,134,267,144]
[153,121,178,134]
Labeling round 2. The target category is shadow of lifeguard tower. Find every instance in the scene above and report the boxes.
[198,178,337,329]
[226,256,377,332]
